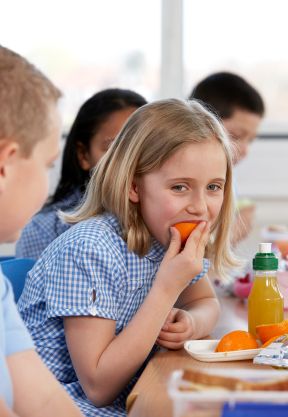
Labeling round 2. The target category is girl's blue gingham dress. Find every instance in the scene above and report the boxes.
[18,213,209,417]
[15,188,82,259]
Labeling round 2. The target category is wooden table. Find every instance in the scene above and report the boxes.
[127,295,277,417]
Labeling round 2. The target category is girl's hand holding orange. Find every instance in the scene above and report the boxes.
[155,221,209,296]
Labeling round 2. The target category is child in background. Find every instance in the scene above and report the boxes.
[0,46,82,416]
[16,88,146,259]
[189,72,265,245]
[18,99,238,416]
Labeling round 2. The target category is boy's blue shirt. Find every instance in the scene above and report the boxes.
[0,266,34,407]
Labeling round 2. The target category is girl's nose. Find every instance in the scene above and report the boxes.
[186,193,207,216]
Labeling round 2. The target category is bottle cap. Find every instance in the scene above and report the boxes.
[259,242,272,253]
[253,242,278,271]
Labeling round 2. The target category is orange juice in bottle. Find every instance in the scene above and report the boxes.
[248,242,284,337]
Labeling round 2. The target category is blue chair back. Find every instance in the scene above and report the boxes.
[0,256,15,262]
[1,258,36,302]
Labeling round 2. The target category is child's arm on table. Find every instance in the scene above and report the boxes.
[7,350,83,417]
[63,222,209,407]
[156,276,220,350]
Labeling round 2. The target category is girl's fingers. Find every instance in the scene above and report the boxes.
[157,330,185,343]
[163,226,182,260]
[183,221,209,256]
[165,308,176,323]
[156,337,185,350]
[163,221,209,262]
[162,312,175,330]
[196,221,210,254]
[160,320,186,334]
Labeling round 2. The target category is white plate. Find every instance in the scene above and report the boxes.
[184,339,261,362]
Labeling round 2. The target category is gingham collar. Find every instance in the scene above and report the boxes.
[145,238,166,262]
[104,213,165,262]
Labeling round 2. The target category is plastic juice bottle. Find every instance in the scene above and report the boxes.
[248,242,284,337]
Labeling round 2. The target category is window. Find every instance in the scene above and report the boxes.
[183,0,288,134]
[2,0,288,133]
[2,0,161,127]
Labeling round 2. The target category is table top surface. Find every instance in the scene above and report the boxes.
[127,295,284,417]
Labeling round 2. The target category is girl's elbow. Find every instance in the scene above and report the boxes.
[88,395,111,408]
[85,384,116,408]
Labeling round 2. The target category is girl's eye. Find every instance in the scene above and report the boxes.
[207,184,222,191]
[171,184,187,192]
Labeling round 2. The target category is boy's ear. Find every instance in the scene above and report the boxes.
[0,140,19,188]
[129,180,140,203]
[76,142,91,171]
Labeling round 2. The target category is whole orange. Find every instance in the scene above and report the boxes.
[256,320,288,343]
[174,222,198,245]
[215,330,258,352]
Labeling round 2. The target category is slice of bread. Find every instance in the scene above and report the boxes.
[182,369,288,391]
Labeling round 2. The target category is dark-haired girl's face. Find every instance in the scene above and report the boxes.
[77,107,138,171]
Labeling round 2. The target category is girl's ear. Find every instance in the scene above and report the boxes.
[0,140,19,192]
[76,142,91,171]
[129,180,140,203]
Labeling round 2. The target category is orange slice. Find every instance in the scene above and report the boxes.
[261,335,281,348]
[174,222,198,245]
[215,330,258,352]
[256,320,288,343]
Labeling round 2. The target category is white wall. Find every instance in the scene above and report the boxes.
[235,139,288,200]
[234,139,288,259]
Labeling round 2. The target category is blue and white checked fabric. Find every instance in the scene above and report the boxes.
[15,188,82,260]
[18,213,209,417]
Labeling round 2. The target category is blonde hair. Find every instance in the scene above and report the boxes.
[62,99,238,277]
[0,46,61,156]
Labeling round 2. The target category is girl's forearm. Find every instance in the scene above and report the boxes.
[87,283,178,406]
